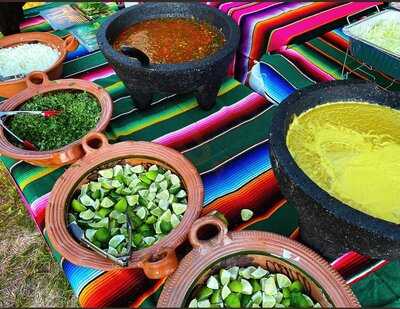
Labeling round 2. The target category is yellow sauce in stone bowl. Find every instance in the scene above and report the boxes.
[286,102,400,224]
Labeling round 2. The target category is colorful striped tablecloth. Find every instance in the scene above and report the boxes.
[0,2,398,307]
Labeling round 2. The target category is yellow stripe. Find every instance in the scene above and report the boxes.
[19,167,57,191]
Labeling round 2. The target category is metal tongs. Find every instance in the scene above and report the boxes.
[0,73,25,82]
[68,213,133,267]
[0,110,61,150]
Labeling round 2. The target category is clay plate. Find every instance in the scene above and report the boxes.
[0,72,113,167]
[158,216,360,307]
[46,132,204,279]
[0,31,78,98]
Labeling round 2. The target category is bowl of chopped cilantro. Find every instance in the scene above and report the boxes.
[46,132,203,276]
[0,71,113,167]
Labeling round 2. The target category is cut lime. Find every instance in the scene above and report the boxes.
[113,165,123,176]
[210,290,222,304]
[111,179,122,188]
[262,294,276,308]
[80,194,94,207]
[225,293,241,308]
[282,298,291,308]
[241,294,252,308]
[240,209,254,221]
[170,213,181,228]
[289,280,303,293]
[228,280,242,293]
[188,298,198,308]
[275,292,283,303]
[172,203,187,215]
[207,275,219,290]
[250,266,268,279]
[72,199,87,212]
[160,220,173,234]
[101,197,114,208]
[275,304,285,308]
[156,189,170,201]
[282,287,291,299]
[251,291,263,305]
[170,174,180,186]
[114,198,127,212]
[228,266,239,280]
[98,168,113,179]
[197,286,213,301]
[143,236,156,246]
[250,279,261,293]
[109,234,125,248]
[276,273,292,289]
[220,268,231,286]
[145,170,158,181]
[221,284,231,300]
[314,303,321,308]
[197,299,211,308]
[79,209,95,220]
[95,227,110,242]
[261,277,277,296]
[158,199,169,210]
[85,229,96,242]
[136,207,147,220]
[240,266,256,279]
[241,279,253,295]
[302,294,314,307]
[126,195,139,206]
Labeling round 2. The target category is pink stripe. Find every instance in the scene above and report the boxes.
[154,92,266,147]
[20,16,45,29]
[267,2,381,52]
[219,2,252,14]
[279,46,335,81]
[78,66,116,81]
[347,260,389,285]
[231,2,280,24]
[30,193,50,220]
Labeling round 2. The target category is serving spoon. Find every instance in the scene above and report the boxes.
[120,45,150,67]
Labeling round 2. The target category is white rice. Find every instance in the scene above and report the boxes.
[0,43,60,77]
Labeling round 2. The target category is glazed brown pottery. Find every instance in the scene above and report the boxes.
[0,71,113,167]
[46,132,204,278]
[0,31,78,98]
[158,216,360,307]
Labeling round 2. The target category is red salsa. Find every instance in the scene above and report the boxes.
[113,18,225,64]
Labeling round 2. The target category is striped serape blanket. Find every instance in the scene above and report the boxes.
[0,2,398,307]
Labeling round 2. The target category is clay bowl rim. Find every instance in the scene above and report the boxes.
[158,225,359,307]
[97,2,240,73]
[0,32,74,85]
[269,79,400,241]
[0,72,113,160]
[46,135,204,270]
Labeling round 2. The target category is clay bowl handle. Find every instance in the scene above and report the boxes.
[63,35,79,52]
[81,132,109,155]
[138,248,178,279]
[189,216,228,249]
[25,71,50,89]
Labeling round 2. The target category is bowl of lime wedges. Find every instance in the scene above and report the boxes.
[158,216,359,308]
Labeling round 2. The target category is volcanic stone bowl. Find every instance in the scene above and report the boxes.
[270,80,400,260]
[97,2,240,110]
[158,216,359,307]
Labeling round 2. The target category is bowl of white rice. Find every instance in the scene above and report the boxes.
[0,31,78,98]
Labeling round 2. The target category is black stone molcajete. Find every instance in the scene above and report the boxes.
[97,3,240,110]
[270,80,400,260]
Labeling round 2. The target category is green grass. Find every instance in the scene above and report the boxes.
[0,161,77,307]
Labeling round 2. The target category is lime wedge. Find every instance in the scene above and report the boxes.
[241,294,252,308]
[225,293,241,308]
[156,189,170,201]
[228,280,242,293]
[262,294,276,308]
[275,292,283,303]
[275,304,285,308]
[250,279,261,293]
[241,279,253,295]
[210,289,222,304]
[98,168,113,179]
[250,266,268,279]
[219,268,231,286]
[221,284,231,300]
[80,194,94,207]
[188,298,197,308]
[302,294,314,307]
[136,207,147,220]
[241,209,254,221]
[101,197,114,208]
[158,199,169,210]
[197,286,213,301]
[143,236,156,246]
[251,291,263,305]
[261,277,277,296]
[276,273,292,289]
[207,275,219,290]
[126,195,139,206]
[289,280,303,293]
[282,287,291,299]
[239,266,256,279]
[314,303,321,308]
[252,303,260,308]
[72,199,86,212]
[171,213,181,228]
[228,266,239,280]
[197,299,211,308]
[172,203,187,215]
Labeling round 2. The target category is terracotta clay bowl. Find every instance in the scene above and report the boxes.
[158,216,360,307]
[0,71,113,167]
[46,132,204,279]
[0,31,79,98]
